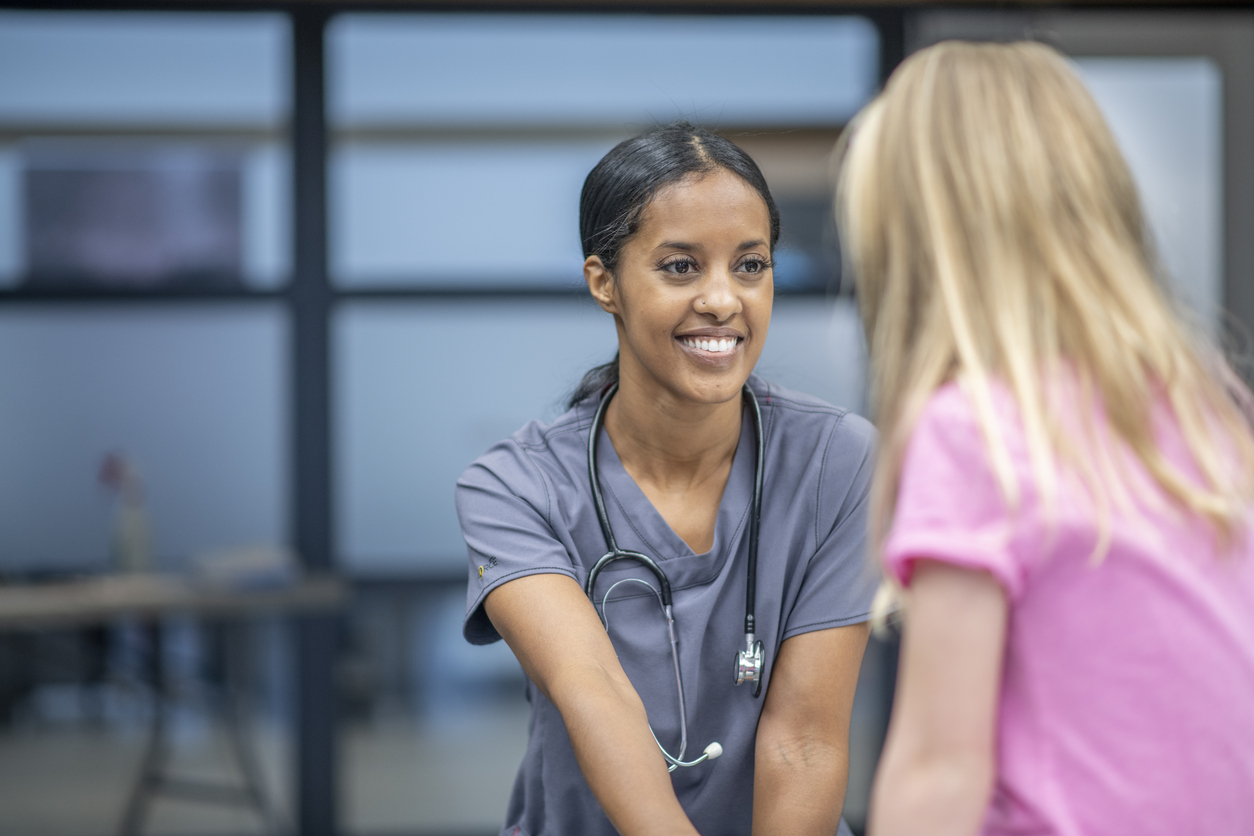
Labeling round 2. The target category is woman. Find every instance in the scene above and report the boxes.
[457,123,877,836]
[837,42,1254,836]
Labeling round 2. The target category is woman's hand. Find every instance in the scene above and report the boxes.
[752,622,869,836]
[867,560,1007,836]
[485,573,702,836]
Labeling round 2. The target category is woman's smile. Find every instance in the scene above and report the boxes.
[676,330,745,364]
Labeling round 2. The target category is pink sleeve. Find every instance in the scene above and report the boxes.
[883,388,1027,602]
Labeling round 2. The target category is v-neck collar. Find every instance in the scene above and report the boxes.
[594,399,756,563]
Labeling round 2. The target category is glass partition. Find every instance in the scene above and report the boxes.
[328,13,878,292]
[0,306,289,574]
[1075,57,1223,328]
[334,297,865,576]
[0,12,291,290]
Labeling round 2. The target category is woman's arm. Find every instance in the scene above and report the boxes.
[485,573,702,836]
[752,622,869,836]
[867,560,1007,836]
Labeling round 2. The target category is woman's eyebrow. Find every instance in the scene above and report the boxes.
[653,240,769,252]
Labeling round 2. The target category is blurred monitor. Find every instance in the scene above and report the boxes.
[24,146,245,289]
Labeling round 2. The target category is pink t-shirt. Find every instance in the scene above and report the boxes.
[883,382,1254,836]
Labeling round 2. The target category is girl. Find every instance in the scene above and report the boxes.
[838,42,1254,836]
[458,123,877,836]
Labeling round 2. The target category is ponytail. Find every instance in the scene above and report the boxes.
[567,354,619,408]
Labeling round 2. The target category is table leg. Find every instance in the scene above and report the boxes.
[115,622,165,836]
[224,621,289,836]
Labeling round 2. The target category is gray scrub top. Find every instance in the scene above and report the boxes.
[457,375,876,836]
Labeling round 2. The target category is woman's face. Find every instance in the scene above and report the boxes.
[586,169,774,407]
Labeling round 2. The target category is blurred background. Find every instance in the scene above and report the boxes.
[0,4,1249,836]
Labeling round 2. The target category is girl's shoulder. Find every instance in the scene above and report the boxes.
[909,379,1032,465]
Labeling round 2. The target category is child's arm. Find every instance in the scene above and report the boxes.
[867,560,1008,836]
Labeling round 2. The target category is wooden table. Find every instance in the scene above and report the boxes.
[0,573,348,836]
[0,573,345,630]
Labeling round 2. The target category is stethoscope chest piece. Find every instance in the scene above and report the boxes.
[733,635,765,698]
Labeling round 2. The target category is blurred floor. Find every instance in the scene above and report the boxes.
[343,708,530,835]
[0,592,890,836]
[0,687,887,836]
[0,720,290,836]
[0,708,529,836]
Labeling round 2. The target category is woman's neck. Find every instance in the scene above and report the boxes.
[603,374,743,495]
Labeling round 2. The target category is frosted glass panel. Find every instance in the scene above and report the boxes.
[755,297,866,414]
[330,14,878,128]
[0,147,17,285]
[335,297,866,575]
[331,142,606,288]
[1076,58,1223,328]
[0,12,289,126]
[335,299,618,574]
[242,144,291,289]
[329,14,877,290]
[0,306,288,572]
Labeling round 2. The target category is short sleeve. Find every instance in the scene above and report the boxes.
[457,440,579,645]
[883,387,1026,601]
[782,412,880,640]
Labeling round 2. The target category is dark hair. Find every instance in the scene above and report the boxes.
[569,122,781,407]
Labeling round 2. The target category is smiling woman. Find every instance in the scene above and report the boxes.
[588,168,772,414]
[569,122,779,408]
[455,123,879,836]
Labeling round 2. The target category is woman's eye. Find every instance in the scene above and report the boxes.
[739,258,770,275]
[662,259,697,275]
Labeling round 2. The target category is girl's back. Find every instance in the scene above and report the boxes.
[838,39,1254,835]
[884,380,1254,834]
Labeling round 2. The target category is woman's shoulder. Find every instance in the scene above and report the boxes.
[749,375,876,455]
[457,400,594,500]
[750,377,877,534]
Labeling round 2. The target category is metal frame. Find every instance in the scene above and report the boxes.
[291,11,338,836]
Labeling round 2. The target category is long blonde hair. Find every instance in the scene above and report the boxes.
[836,41,1254,589]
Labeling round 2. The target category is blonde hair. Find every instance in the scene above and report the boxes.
[836,41,1254,607]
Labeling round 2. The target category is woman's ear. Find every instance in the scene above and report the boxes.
[584,256,619,314]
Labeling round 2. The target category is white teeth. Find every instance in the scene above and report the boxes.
[682,337,738,353]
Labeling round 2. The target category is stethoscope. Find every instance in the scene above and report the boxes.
[583,382,766,772]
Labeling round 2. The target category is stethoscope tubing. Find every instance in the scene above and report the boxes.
[584,382,761,626]
[744,383,765,640]
[583,381,766,770]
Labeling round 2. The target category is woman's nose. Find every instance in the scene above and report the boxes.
[697,271,741,321]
